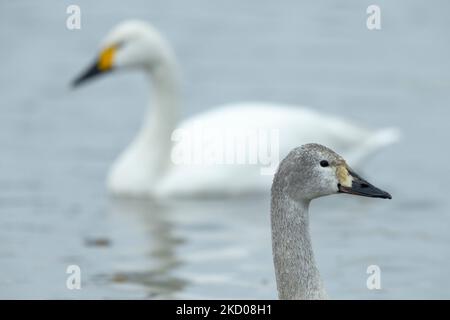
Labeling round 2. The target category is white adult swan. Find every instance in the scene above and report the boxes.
[73,20,399,198]
[271,143,391,299]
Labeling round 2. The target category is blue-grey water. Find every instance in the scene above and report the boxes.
[0,0,449,299]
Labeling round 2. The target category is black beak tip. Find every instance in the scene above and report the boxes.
[71,77,82,88]
[382,192,392,200]
[373,186,392,200]
[70,61,105,89]
[71,72,90,89]
[71,70,97,88]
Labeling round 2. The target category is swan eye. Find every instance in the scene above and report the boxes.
[320,160,329,167]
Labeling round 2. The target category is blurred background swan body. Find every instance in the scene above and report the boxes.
[73,20,399,198]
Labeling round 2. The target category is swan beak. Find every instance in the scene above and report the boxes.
[72,46,116,87]
[338,169,392,199]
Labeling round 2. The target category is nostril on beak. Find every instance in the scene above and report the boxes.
[360,183,369,188]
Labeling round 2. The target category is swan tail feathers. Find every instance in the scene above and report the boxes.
[349,127,401,166]
[370,127,401,148]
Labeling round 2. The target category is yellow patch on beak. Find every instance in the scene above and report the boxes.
[98,46,116,71]
[336,164,353,188]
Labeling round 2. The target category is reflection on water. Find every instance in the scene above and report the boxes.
[99,198,187,299]
[91,196,276,299]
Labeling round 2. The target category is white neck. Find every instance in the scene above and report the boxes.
[108,56,179,195]
[271,192,327,299]
[138,62,179,173]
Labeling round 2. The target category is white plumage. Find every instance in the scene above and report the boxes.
[74,20,399,198]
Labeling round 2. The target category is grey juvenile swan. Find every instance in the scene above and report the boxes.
[271,143,391,299]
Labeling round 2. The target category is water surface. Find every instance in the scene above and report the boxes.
[0,0,449,299]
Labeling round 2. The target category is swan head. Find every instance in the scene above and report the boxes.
[275,143,392,202]
[72,20,173,86]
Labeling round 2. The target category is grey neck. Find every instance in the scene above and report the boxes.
[271,191,327,299]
